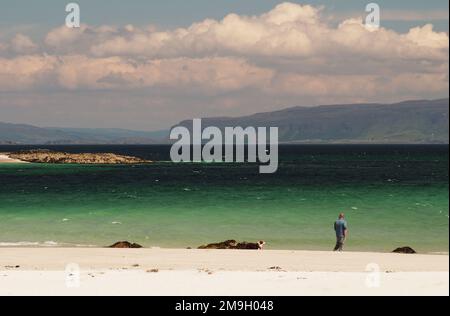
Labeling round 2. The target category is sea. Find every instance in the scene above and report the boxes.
[0,145,448,253]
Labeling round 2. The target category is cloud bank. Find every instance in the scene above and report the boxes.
[0,2,448,128]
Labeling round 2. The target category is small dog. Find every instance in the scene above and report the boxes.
[257,240,266,250]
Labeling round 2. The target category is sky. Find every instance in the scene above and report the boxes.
[0,0,448,130]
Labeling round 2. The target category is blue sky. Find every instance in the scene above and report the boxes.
[1,0,448,32]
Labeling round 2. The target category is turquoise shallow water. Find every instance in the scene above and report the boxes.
[0,145,448,253]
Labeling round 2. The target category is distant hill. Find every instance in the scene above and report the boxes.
[1,99,448,144]
[0,123,169,145]
[176,99,449,144]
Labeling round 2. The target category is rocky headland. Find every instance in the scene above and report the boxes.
[7,150,150,164]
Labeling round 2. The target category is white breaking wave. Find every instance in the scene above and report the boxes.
[0,241,98,247]
[0,241,58,247]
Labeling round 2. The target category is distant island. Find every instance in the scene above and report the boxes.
[1,99,448,145]
[6,150,150,164]
[0,125,169,145]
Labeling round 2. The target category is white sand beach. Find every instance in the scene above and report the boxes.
[0,248,448,296]
[0,153,26,163]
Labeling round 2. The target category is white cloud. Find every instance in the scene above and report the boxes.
[0,2,448,108]
[406,24,449,49]
[83,2,448,61]
[0,55,273,93]
[10,34,38,53]
[0,34,38,55]
[0,55,57,91]
[45,25,88,49]
[86,3,327,58]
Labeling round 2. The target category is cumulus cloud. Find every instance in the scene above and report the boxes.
[10,34,38,53]
[0,34,38,55]
[0,55,273,92]
[28,2,446,62]
[406,24,449,49]
[0,55,57,91]
[83,3,448,61]
[0,2,448,109]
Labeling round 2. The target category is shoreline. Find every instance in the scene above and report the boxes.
[0,248,448,296]
[1,248,448,272]
[0,240,448,255]
[0,153,27,163]
[0,243,448,255]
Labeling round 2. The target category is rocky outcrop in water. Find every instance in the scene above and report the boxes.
[198,240,238,249]
[198,240,265,250]
[109,241,143,248]
[9,150,150,164]
[392,247,417,254]
[236,241,265,250]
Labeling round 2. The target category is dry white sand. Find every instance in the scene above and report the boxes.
[0,153,26,163]
[0,248,448,296]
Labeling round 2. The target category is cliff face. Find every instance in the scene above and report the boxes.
[8,150,150,164]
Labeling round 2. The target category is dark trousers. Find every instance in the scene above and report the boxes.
[334,237,345,251]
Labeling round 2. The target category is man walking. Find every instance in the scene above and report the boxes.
[334,213,348,251]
